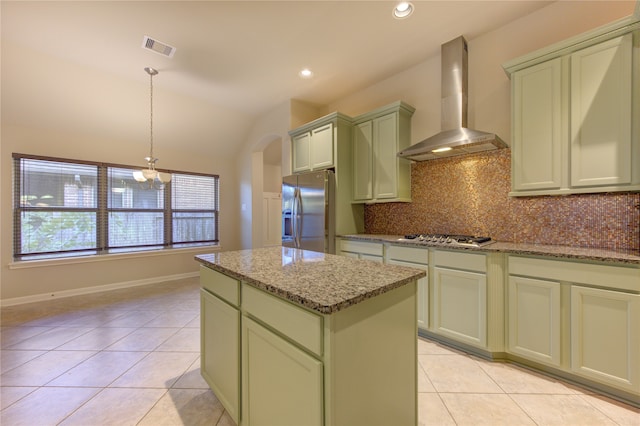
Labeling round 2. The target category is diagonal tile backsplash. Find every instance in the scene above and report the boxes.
[364,149,640,251]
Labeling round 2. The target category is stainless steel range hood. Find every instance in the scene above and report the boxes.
[397,36,507,162]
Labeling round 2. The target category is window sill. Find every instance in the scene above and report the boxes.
[9,244,221,270]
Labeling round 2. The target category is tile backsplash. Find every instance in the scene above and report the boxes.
[364,149,640,251]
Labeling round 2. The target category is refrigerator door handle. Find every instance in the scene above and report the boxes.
[294,187,303,248]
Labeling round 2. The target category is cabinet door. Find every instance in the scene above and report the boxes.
[292,132,311,173]
[433,267,487,347]
[242,317,323,426]
[571,285,640,393]
[512,58,563,191]
[508,276,561,366]
[388,259,428,331]
[373,112,398,199]
[353,121,373,200]
[200,289,240,424]
[310,123,334,170]
[570,33,633,187]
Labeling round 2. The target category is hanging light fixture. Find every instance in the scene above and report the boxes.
[133,67,171,187]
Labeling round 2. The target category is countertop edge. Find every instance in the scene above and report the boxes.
[338,234,640,265]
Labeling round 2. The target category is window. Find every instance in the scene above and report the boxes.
[13,154,219,260]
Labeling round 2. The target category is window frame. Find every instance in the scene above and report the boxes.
[13,153,220,261]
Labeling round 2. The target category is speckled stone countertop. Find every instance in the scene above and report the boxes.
[340,234,640,265]
[195,246,426,314]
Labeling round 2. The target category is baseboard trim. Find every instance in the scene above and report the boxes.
[0,272,199,307]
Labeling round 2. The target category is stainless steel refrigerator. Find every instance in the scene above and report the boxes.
[282,170,335,254]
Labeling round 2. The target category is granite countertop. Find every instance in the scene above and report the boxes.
[195,246,426,314]
[339,234,640,265]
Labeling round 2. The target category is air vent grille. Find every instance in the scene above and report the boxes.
[142,36,176,58]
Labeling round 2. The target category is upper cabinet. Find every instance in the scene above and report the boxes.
[504,16,640,196]
[289,112,351,173]
[352,101,415,203]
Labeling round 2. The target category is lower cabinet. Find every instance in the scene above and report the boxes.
[386,245,429,331]
[242,317,323,426]
[571,285,640,393]
[336,238,384,262]
[508,276,561,367]
[200,289,241,424]
[508,255,640,400]
[433,250,488,349]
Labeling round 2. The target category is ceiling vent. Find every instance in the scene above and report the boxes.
[142,36,176,58]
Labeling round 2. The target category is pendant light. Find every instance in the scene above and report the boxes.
[133,67,171,187]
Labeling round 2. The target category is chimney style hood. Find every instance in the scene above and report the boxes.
[397,36,507,162]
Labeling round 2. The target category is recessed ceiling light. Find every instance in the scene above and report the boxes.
[299,68,314,79]
[393,2,414,19]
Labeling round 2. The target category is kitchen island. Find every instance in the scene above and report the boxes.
[195,246,426,426]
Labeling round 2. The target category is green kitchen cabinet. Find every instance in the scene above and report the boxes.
[242,316,323,426]
[432,250,488,349]
[352,101,415,203]
[508,273,562,367]
[200,267,241,425]
[386,244,429,331]
[571,285,640,394]
[336,237,384,262]
[507,255,640,400]
[504,17,640,196]
[290,112,351,173]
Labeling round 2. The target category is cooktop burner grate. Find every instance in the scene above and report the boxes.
[400,234,494,247]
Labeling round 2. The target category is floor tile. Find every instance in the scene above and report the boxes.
[172,357,210,389]
[137,388,225,426]
[156,327,200,352]
[579,394,640,426]
[419,353,504,393]
[47,351,148,387]
[0,386,100,426]
[0,387,37,410]
[143,311,199,328]
[1,326,52,348]
[104,327,179,351]
[0,349,46,373]
[440,393,536,425]
[109,351,199,388]
[510,393,619,425]
[58,388,166,426]
[476,360,580,394]
[215,411,237,426]
[417,360,436,393]
[0,350,96,386]
[55,327,137,350]
[417,338,459,355]
[100,310,160,327]
[6,327,94,350]
[417,393,455,426]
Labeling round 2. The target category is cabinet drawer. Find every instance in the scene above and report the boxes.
[339,240,383,256]
[434,250,486,273]
[508,256,640,292]
[387,245,428,265]
[243,284,323,356]
[200,266,240,306]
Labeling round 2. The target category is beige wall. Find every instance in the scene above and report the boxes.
[1,42,245,302]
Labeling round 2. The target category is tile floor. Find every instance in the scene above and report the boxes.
[1,277,638,425]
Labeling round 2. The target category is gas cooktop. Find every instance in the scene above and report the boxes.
[397,234,495,248]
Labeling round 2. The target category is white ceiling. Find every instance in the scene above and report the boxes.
[2,0,556,159]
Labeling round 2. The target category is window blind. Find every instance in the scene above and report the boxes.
[13,153,219,260]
